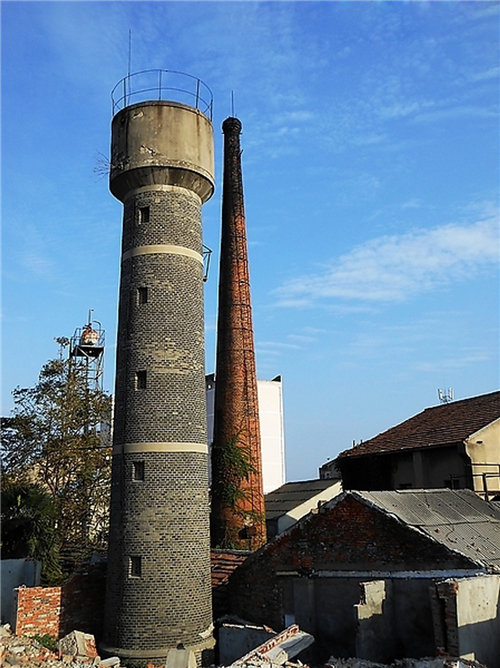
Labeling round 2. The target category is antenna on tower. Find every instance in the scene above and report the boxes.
[125,29,132,107]
[128,29,132,77]
[437,387,454,404]
[231,91,235,117]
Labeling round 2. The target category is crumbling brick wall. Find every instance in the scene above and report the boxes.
[14,587,62,637]
[13,563,107,639]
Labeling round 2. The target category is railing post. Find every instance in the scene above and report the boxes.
[195,79,200,110]
[483,472,489,502]
[158,70,162,100]
[123,78,127,109]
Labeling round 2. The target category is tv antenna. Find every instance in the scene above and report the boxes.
[437,387,454,404]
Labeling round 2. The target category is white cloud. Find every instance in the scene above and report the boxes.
[275,210,499,306]
[469,66,500,83]
[20,252,54,280]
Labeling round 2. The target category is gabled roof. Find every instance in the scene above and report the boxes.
[337,391,500,460]
[348,489,500,570]
[265,479,341,520]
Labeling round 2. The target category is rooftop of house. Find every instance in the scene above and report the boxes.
[211,549,250,589]
[336,390,500,460]
[330,489,500,570]
[265,478,342,520]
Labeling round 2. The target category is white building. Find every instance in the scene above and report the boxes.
[206,374,286,494]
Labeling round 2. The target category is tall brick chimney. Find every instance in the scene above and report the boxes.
[210,117,267,551]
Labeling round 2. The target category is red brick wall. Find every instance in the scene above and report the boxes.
[15,587,62,637]
[13,563,107,639]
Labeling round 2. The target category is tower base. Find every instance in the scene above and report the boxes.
[100,635,215,668]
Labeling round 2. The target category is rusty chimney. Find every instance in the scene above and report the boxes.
[210,117,266,550]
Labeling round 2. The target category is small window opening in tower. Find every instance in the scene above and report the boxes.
[136,370,147,390]
[139,206,150,224]
[133,461,145,481]
[130,556,142,578]
[138,287,148,305]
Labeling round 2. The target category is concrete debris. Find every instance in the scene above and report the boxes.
[58,631,99,663]
[1,623,61,668]
[0,624,121,668]
[324,658,488,668]
[218,620,276,665]
[229,624,314,668]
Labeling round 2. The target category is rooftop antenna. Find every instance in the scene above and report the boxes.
[437,387,454,404]
[126,29,132,107]
[231,90,235,117]
[128,29,132,77]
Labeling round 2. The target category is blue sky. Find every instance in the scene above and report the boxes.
[2,1,499,481]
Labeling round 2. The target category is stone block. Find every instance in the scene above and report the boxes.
[58,630,99,662]
[166,647,197,668]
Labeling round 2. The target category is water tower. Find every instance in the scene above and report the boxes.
[69,310,105,392]
[102,71,215,667]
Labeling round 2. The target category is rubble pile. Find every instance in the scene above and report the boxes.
[1,624,60,667]
[0,626,120,668]
[324,658,488,668]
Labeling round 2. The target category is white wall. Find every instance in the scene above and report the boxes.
[455,574,500,668]
[206,375,286,494]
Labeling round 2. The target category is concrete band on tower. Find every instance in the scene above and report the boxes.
[102,97,215,667]
[210,116,267,551]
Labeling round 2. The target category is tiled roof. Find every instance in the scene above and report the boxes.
[211,549,250,619]
[337,391,500,460]
[211,549,249,589]
[350,489,500,569]
[265,479,342,520]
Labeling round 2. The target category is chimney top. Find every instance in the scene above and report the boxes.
[222,117,242,134]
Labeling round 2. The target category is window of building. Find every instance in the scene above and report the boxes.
[138,287,148,305]
[139,206,150,224]
[136,370,147,389]
[133,461,145,481]
[130,556,142,578]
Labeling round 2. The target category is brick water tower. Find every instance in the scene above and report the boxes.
[102,71,215,667]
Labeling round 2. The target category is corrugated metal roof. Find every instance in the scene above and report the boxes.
[265,479,341,519]
[353,489,500,569]
[337,391,499,459]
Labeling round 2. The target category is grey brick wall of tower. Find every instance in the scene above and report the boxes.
[102,100,215,667]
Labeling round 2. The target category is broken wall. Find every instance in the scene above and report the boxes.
[354,578,436,662]
[433,574,500,668]
[12,563,106,639]
[226,495,475,663]
[217,623,275,665]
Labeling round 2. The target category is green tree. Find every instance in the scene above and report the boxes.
[1,480,61,583]
[1,342,112,583]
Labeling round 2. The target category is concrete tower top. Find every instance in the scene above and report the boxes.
[110,101,215,203]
